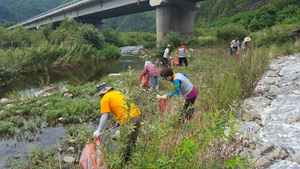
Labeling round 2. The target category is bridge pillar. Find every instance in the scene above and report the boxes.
[156,6,194,42]
[80,19,105,32]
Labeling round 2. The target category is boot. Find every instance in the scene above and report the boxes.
[148,87,153,91]
[155,86,159,91]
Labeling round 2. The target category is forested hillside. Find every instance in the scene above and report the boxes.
[0,0,70,23]
[0,0,299,32]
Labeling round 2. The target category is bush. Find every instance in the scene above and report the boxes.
[157,31,184,55]
[0,65,17,83]
[79,24,106,49]
[98,45,121,60]
[249,5,278,31]
[216,24,250,42]
[0,121,14,135]
[103,28,123,47]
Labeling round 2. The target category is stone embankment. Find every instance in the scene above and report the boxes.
[238,53,300,168]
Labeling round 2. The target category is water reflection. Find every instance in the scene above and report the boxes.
[0,52,144,98]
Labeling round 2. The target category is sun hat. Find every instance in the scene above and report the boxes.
[144,61,152,66]
[167,44,171,47]
[244,37,251,42]
[94,83,114,96]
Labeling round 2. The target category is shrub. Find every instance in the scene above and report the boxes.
[0,65,17,83]
[98,45,121,60]
[0,121,14,135]
[79,24,106,49]
[157,31,184,55]
[216,24,250,42]
[249,5,278,31]
[103,28,123,47]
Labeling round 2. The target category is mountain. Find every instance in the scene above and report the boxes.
[0,0,71,23]
[1,0,299,31]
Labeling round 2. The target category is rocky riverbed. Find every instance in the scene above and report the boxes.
[238,53,300,168]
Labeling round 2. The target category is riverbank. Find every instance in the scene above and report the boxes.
[238,53,300,168]
[1,43,299,168]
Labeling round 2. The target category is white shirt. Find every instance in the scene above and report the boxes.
[163,48,169,58]
[231,40,239,48]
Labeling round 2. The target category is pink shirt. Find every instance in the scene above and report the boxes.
[143,63,159,77]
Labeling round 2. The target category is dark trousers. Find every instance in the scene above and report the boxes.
[179,57,188,66]
[124,115,142,162]
[163,58,168,67]
[179,96,197,122]
[230,47,238,56]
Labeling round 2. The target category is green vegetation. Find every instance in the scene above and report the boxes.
[197,0,300,30]
[0,0,300,168]
[2,24,299,167]
[0,18,121,84]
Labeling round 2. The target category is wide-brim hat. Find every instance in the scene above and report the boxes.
[244,37,251,42]
[167,44,171,47]
[94,83,114,96]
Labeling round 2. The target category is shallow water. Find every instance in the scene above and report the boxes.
[0,51,144,98]
[0,46,145,168]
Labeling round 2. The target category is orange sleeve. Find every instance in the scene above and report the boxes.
[100,96,111,114]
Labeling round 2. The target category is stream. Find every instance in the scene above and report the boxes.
[0,46,145,168]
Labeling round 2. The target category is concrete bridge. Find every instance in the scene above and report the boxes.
[7,0,203,41]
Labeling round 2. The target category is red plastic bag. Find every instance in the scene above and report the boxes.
[170,57,174,68]
[235,49,240,56]
[175,56,179,66]
[139,73,149,87]
[79,137,106,169]
[157,96,169,115]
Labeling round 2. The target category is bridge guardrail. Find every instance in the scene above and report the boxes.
[8,0,88,29]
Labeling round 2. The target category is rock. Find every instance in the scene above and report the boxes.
[108,73,121,77]
[57,148,63,154]
[255,119,262,126]
[0,98,10,104]
[35,85,57,97]
[6,104,14,108]
[253,156,272,169]
[266,147,288,161]
[131,50,139,54]
[15,110,23,114]
[63,156,75,163]
[290,153,300,163]
[68,147,75,153]
[63,93,74,98]
[267,160,300,169]
[69,139,75,144]
[255,121,300,156]
[260,143,274,155]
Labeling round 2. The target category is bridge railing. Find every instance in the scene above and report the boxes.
[8,0,88,29]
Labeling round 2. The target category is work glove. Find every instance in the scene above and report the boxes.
[188,55,191,58]
[93,130,101,138]
[162,95,168,99]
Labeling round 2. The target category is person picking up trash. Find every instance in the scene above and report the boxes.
[143,61,159,91]
[163,44,171,67]
[93,83,142,163]
[230,38,240,56]
[176,44,190,67]
[241,37,251,53]
[160,68,198,124]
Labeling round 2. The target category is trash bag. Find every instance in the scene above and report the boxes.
[157,95,169,115]
[175,56,179,66]
[235,49,240,56]
[170,57,174,68]
[139,73,149,87]
[79,137,106,169]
